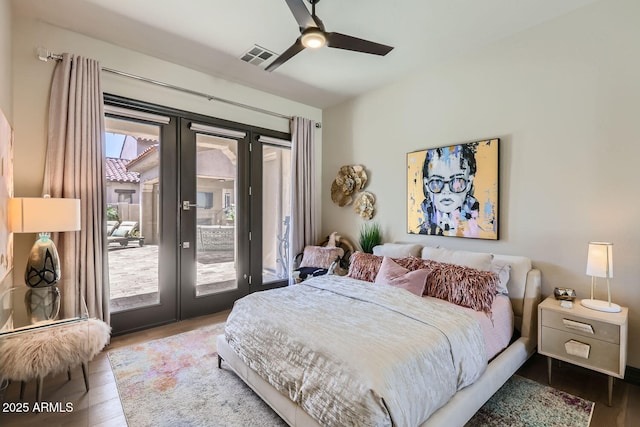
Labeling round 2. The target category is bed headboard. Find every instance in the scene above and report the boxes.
[492,254,541,341]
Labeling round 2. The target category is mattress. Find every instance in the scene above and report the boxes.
[424,294,513,360]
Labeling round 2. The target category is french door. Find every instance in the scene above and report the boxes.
[106,96,290,334]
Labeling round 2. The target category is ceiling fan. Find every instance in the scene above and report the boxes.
[265,0,394,72]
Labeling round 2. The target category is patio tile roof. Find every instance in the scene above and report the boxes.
[106,157,140,183]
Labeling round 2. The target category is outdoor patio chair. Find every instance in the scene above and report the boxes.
[107,221,144,247]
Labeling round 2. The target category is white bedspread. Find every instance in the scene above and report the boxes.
[225,275,487,427]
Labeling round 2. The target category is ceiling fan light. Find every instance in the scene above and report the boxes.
[301,28,326,49]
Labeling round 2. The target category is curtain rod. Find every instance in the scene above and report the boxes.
[38,48,322,128]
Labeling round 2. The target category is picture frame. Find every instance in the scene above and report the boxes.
[0,107,14,282]
[407,138,499,240]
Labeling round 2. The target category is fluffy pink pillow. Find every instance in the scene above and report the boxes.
[375,257,429,296]
[425,262,498,315]
[299,246,344,269]
[347,252,435,282]
[347,252,385,282]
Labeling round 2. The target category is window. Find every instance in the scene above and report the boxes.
[197,191,214,209]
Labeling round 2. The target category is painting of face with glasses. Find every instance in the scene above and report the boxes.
[407,139,499,239]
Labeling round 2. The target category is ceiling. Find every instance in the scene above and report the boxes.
[13,0,598,108]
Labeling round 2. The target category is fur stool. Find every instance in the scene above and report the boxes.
[0,318,111,403]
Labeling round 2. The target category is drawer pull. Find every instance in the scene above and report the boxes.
[562,318,594,334]
[565,339,590,359]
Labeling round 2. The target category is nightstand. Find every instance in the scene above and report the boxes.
[538,296,628,406]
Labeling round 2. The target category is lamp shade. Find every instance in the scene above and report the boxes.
[586,242,613,278]
[9,197,81,233]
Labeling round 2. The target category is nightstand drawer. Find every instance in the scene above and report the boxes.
[540,327,621,375]
[541,309,620,344]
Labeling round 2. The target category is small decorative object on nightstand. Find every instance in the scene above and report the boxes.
[554,287,576,301]
[538,296,628,406]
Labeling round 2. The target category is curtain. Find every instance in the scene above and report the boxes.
[44,53,109,323]
[289,117,317,283]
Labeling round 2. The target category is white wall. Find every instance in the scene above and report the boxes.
[0,0,11,119]
[323,0,640,367]
[11,16,322,282]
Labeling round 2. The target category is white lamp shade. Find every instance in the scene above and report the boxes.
[9,197,81,233]
[586,242,613,278]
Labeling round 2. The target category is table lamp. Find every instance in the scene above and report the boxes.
[581,242,620,313]
[8,196,81,321]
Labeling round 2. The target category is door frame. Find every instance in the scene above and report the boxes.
[105,94,290,333]
[105,96,180,335]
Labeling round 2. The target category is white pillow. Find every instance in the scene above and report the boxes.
[491,260,511,295]
[372,243,423,258]
[420,246,493,271]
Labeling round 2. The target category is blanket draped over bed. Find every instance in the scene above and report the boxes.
[225,275,487,427]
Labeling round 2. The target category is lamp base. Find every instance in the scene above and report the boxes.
[25,233,61,288]
[580,298,621,313]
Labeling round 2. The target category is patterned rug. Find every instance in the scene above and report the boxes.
[108,323,593,427]
[107,323,286,427]
[466,374,594,426]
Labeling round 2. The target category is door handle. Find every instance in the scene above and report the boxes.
[182,201,200,210]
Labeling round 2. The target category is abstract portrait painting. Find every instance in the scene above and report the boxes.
[407,138,499,239]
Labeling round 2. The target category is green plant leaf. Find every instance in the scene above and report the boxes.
[359,222,382,254]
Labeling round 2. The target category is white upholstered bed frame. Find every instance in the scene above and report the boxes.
[217,253,541,427]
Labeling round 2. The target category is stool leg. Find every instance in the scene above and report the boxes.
[19,381,25,400]
[81,362,90,391]
[35,376,43,407]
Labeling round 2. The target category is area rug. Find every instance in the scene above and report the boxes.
[107,323,286,427]
[466,374,594,427]
[109,323,593,427]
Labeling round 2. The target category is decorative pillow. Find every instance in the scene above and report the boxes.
[299,246,344,269]
[348,252,437,283]
[424,262,498,315]
[375,257,429,297]
[111,227,130,237]
[347,252,384,282]
[372,243,423,258]
[490,261,511,295]
[421,246,493,271]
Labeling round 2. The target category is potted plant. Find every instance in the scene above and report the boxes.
[359,222,381,254]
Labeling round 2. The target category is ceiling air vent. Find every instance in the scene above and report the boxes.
[240,45,276,67]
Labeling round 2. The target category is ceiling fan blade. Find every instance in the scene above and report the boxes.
[265,39,305,72]
[285,0,317,30]
[326,32,394,56]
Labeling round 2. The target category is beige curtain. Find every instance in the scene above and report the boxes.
[44,53,109,323]
[290,117,317,282]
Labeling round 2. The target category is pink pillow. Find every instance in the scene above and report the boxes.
[299,246,344,269]
[374,257,429,297]
[348,252,384,282]
[425,262,498,315]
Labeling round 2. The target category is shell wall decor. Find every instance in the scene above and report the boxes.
[331,165,375,219]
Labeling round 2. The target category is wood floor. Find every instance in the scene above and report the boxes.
[1,310,638,426]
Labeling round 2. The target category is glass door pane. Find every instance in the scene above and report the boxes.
[105,118,162,312]
[194,133,238,296]
[262,144,291,284]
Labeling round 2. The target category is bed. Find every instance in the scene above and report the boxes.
[217,247,541,426]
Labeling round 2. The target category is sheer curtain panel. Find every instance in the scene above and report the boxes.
[44,53,109,323]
